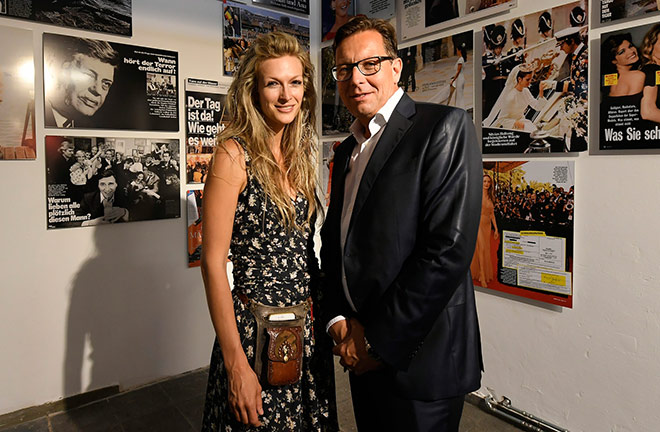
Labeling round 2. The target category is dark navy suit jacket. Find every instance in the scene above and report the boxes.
[320,93,483,400]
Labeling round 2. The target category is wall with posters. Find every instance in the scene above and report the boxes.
[2,1,660,432]
[319,1,660,431]
[0,0,231,418]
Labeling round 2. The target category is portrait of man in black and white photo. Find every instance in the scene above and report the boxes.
[44,37,120,128]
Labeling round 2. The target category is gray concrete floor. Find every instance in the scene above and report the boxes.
[0,361,522,431]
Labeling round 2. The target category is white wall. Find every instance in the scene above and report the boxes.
[0,0,225,415]
[2,1,660,431]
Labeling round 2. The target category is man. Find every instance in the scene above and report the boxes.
[47,139,75,184]
[399,45,417,93]
[482,24,507,119]
[546,27,588,152]
[45,37,120,128]
[320,17,483,432]
[80,169,129,225]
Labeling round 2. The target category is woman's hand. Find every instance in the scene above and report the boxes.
[227,362,263,426]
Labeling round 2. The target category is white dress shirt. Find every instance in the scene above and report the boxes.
[326,88,404,332]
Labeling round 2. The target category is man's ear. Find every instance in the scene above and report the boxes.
[391,57,403,83]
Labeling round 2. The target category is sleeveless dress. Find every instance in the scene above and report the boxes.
[201,140,338,431]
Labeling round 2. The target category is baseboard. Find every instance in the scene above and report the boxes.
[0,385,119,428]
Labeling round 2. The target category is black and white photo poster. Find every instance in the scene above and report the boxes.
[45,136,181,229]
[1,0,132,36]
[600,0,660,24]
[43,33,179,131]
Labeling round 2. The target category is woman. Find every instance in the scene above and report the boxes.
[602,33,644,99]
[599,33,653,147]
[322,0,352,42]
[640,24,660,124]
[470,173,499,288]
[201,32,338,431]
[447,43,467,108]
[483,64,546,131]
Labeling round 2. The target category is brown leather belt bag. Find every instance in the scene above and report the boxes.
[238,293,309,386]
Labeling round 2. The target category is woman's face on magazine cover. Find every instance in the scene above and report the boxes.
[613,40,638,67]
[257,55,304,132]
[332,0,351,18]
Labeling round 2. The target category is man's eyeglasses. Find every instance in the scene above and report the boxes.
[332,56,394,82]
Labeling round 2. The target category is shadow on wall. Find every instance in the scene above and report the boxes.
[62,197,203,410]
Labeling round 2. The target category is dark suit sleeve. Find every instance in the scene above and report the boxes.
[319,141,355,327]
[363,109,482,370]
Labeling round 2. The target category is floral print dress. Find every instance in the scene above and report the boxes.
[201,140,338,432]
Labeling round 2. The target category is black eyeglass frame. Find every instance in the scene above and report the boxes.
[331,56,395,82]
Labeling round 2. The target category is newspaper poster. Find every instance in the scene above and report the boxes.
[322,0,395,41]
[0,0,131,36]
[223,1,309,76]
[481,2,589,154]
[600,0,660,24]
[473,160,575,308]
[187,189,204,267]
[45,136,181,229]
[322,46,354,135]
[321,140,342,206]
[253,0,309,15]
[0,25,35,161]
[185,79,231,184]
[398,30,473,116]
[599,22,660,150]
[43,33,179,131]
[397,0,516,42]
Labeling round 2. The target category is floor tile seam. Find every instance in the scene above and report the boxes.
[172,400,197,431]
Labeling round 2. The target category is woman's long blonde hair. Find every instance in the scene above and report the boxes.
[216,32,319,230]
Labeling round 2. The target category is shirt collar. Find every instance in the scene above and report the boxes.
[349,88,405,143]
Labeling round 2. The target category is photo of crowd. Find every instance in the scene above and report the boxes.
[222,1,309,77]
[45,136,181,229]
[146,73,176,97]
[471,160,575,307]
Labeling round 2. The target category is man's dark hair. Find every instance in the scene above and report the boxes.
[99,169,116,180]
[332,16,398,58]
[66,37,121,68]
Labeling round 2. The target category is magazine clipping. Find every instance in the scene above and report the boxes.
[398,30,474,117]
[473,160,575,308]
[187,189,204,267]
[599,22,660,150]
[222,1,309,77]
[185,79,231,184]
[45,136,181,229]
[253,0,309,15]
[321,0,395,41]
[600,0,660,24]
[43,33,179,131]
[320,140,342,207]
[0,25,35,160]
[321,46,354,135]
[397,0,516,42]
[0,0,132,36]
[481,2,589,154]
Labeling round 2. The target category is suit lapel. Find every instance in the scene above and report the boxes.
[329,136,357,223]
[348,95,415,235]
